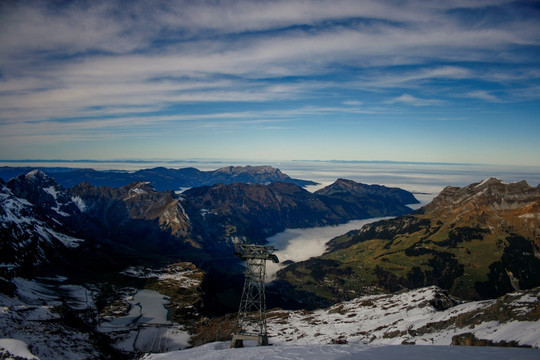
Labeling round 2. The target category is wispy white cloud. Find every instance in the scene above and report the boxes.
[464,90,500,102]
[385,94,444,106]
[343,100,363,106]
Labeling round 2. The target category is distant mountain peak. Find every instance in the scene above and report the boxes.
[333,178,358,187]
[425,177,539,214]
[123,181,156,200]
[127,180,156,192]
[316,178,419,205]
[6,170,82,219]
[212,165,286,179]
[25,169,57,187]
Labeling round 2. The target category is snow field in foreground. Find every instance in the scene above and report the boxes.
[141,342,540,360]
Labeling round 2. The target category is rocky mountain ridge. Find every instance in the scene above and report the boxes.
[423,177,540,245]
[0,165,317,191]
[277,178,540,302]
[184,179,417,243]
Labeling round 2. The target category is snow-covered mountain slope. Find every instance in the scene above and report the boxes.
[192,286,540,352]
[145,286,540,360]
[264,286,540,348]
[0,172,86,278]
[0,277,105,360]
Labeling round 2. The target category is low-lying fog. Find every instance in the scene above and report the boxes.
[265,217,391,280]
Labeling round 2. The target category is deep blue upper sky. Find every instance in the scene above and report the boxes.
[0,0,539,166]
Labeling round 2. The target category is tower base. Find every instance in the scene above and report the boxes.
[230,334,269,348]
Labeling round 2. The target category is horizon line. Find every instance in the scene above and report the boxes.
[0,158,535,168]
[0,158,487,166]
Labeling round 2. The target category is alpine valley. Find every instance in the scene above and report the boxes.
[0,166,539,359]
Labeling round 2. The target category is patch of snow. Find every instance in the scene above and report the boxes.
[42,186,72,216]
[34,225,83,248]
[10,277,93,311]
[475,320,540,348]
[49,230,83,248]
[517,293,540,303]
[120,266,201,289]
[71,196,86,212]
[25,170,43,181]
[475,178,495,188]
[1,279,105,360]
[0,263,17,271]
[43,186,58,200]
[53,208,69,217]
[519,213,540,219]
[0,191,34,225]
[124,183,152,200]
[13,278,63,306]
[0,338,39,360]
[131,188,147,195]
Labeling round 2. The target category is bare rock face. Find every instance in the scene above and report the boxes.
[68,180,193,240]
[427,178,538,212]
[424,178,540,247]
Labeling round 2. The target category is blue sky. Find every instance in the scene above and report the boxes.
[0,0,539,166]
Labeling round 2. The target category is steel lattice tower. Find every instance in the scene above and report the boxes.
[231,244,279,348]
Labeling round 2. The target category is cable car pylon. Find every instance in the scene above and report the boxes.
[231,244,279,348]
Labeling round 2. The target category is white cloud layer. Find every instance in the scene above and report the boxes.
[266,217,392,280]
